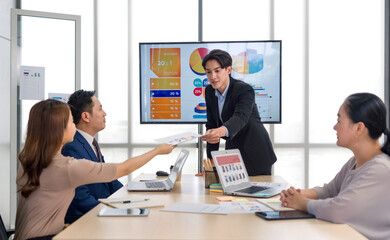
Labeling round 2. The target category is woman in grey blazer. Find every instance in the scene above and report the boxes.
[280,93,390,240]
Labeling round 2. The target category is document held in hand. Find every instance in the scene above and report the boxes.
[154,132,201,145]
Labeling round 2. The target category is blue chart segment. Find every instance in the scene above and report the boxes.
[150,90,181,98]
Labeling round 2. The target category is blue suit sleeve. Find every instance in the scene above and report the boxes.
[72,185,100,213]
[62,146,83,161]
[62,144,101,213]
[110,179,123,193]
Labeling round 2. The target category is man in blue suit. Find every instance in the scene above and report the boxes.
[62,90,123,223]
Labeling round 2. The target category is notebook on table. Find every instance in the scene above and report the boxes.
[99,196,164,209]
[127,149,189,191]
[211,149,283,198]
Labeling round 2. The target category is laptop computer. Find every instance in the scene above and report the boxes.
[211,149,283,198]
[127,149,189,191]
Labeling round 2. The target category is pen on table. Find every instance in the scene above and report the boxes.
[110,198,150,204]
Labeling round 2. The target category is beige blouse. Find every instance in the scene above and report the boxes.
[14,153,117,240]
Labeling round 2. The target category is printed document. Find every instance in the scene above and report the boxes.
[161,202,231,215]
[155,132,201,145]
[218,201,272,213]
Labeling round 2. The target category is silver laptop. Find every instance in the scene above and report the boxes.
[211,149,282,198]
[127,149,189,191]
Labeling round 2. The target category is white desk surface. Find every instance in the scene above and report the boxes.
[54,174,366,240]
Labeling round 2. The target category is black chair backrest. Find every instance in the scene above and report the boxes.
[0,214,9,240]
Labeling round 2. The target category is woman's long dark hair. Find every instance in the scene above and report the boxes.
[17,99,70,198]
[343,93,390,155]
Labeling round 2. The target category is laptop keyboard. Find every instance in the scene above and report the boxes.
[145,181,166,188]
[236,186,270,194]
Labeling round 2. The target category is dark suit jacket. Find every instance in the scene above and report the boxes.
[62,131,123,223]
[205,77,277,176]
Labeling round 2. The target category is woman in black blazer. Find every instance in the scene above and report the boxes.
[201,49,276,176]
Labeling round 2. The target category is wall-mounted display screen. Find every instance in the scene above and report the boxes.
[139,41,281,124]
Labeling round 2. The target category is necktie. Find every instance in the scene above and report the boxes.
[92,138,103,162]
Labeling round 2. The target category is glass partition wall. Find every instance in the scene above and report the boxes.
[11,7,81,227]
[19,0,385,189]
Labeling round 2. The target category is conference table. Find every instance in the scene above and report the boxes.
[54,174,366,240]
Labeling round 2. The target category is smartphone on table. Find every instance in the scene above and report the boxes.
[98,208,149,217]
[255,210,315,220]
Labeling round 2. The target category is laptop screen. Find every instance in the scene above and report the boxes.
[213,152,250,188]
[168,150,189,183]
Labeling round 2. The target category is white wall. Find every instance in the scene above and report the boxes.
[0,0,16,229]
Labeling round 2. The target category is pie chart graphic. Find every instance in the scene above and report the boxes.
[189,48,210,75]
[232,49,263,75]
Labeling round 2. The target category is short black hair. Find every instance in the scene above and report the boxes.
[67,90,96,125]
[202,49,232,70]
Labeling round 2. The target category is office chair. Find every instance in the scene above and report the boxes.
[0,214,14,240]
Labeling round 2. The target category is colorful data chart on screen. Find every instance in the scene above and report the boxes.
[150,48,181,77]
[192,78,208,119]
[150,77,181,120]
[194,103,207,114]
[194,102,207,119]
[189,48,210,75]
[250,84,273,120]
[256,98,272,120]
[232,49,264,75]
[253,86,267,97]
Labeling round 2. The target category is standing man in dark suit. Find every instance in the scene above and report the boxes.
[62,90,123,223]
[201,49,277,176]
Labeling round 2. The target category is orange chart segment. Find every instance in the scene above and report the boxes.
[150,78,180,90]
[151,112,181,119]
[150,48,181,77]
[151,104,181,112]
[150,97,181,105]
